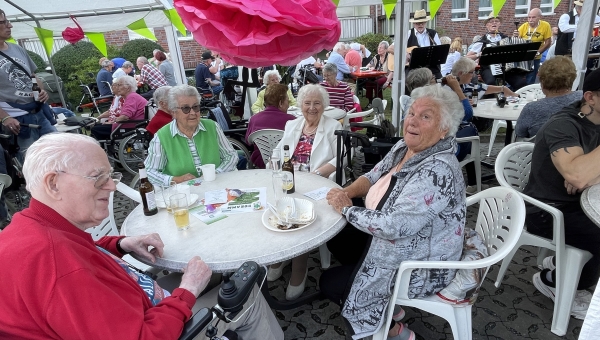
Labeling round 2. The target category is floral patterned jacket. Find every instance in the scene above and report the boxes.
[342,137,466,339]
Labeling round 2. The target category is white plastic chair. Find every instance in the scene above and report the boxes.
[456,136,482,193]
[342,108,373,130]
[372,187,525,340]
[487,84,544,157]
[247,129,284,166]
[494,142,592,336]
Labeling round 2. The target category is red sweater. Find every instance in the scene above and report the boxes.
[0,199,197,339]
[146,109,172,135]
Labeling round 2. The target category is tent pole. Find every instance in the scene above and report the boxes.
[163,25,186,85]
[5,0,67,108]
[570,0,599,90]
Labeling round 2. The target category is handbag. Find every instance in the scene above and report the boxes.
[64,116,95,127]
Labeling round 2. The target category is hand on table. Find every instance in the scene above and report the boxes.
[119,233,164,263]
[179,256,212,298]
[173,173,196,183]
[327,188,353,214]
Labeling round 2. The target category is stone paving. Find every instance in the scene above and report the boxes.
[112,140,588,340]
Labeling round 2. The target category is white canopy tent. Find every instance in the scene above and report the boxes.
[338,0,599,135]
[3,0,186,107]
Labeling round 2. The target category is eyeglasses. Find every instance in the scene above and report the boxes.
[57,169,122,189]
[467,70,475,74]
[0,19,11,26]
[177,104,201,114]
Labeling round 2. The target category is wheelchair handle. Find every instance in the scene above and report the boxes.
[20,124,41,129]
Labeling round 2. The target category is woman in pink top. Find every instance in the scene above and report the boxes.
[91,76,147,140]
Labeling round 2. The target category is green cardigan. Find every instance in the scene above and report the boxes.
[156,119,221,177]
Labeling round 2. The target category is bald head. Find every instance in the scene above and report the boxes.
[528,8,542,27]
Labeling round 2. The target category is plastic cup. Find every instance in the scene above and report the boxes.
[170,193,190,230]
[161,180,177,214]
[272,173,286,202]
[200,164,216,181]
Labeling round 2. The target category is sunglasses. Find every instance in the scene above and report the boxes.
[177,105,201,114]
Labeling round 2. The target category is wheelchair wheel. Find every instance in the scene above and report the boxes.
[227,137,253,170]
[117,131,150,176]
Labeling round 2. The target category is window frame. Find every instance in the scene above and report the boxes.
[514,0,531,18]
[540,0,554,15]
[451,0,470,21]
[478,0,493,20]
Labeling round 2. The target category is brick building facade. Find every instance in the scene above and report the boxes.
[435,0,571,44]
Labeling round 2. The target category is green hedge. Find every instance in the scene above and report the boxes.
[27,51,46,73]
[119,39,164,65]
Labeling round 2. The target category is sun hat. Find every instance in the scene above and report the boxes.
[409,9,431,23]
[574,0,583,6]
[484,12,503,24]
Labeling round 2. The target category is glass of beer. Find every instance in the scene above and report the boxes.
[170,193,190,230]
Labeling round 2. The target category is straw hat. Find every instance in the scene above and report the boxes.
[574,0,583,6]
[409,9,431,23]
[484,12,502,24]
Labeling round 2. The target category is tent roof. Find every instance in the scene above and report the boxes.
[4,0,171,39]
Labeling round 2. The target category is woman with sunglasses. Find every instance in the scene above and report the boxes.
[91,76,147,141]
[144,85,238,185]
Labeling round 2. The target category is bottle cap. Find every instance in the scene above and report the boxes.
[284,145,289,150]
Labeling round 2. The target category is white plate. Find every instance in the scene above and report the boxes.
[261,209,315,233]
[156,193,199,209]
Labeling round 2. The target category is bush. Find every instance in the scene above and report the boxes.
[119,39,164,65]
[27,51,46,72]
[355,33,393,55]
[63,57,105,108]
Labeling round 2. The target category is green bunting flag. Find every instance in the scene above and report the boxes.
[383,0,397,20]
[331,0,340,6]
[553,0,562,9]
[34,27,54,56]
[429,0,444,19]
[127,18,157,41]
[85,32,108,57]
[491,0,507,19]
[163,9,187,36]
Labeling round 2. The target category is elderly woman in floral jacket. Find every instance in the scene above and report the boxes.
[323,85,467,340]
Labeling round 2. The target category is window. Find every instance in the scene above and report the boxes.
[540,0,554,14]
[452,0,469,20]
[479,0,492,19]
[515,0,530,17]
[176,29,193,41]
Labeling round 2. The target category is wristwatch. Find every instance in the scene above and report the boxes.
[314,170,322,177]
[341,206,351,216]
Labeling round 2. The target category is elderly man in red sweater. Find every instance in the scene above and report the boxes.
[0,133,283,339]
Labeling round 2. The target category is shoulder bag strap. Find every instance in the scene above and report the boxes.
[0,50,32,78]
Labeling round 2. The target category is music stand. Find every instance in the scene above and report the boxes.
[478,42,541,85]
[408,44,450,69]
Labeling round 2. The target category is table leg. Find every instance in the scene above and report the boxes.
[260,279,322,310]
[480,120,514,181]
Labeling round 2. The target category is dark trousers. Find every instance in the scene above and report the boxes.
[526,203,600,289]
[140,89,156,100]
[526,59,541,85]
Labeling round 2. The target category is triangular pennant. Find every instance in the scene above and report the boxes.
[553,0,562,9]
[127,18,157,41]
[331,0,340,6]
[6,37,15,44]
[429,0,444,19]
[163,9,187,36]
[34,27,54,56]
[85,32,107,57]
[383,0,397,20]
[491,0,506,19]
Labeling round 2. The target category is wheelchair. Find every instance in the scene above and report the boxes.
[72,73,113,115]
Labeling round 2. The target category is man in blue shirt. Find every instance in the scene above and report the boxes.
[96,59,113,97]
[194,51,223,96]
[327,42,352,81]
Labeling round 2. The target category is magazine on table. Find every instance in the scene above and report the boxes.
[190,188,267,223]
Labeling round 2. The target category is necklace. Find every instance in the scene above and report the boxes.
[303,124,317,135]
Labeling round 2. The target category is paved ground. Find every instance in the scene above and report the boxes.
[111,140,589,340]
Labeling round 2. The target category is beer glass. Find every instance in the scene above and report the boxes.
[170,193,190,230]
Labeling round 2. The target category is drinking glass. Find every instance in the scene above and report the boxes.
[170,193,190,230]
[270,148,281,172]
[272,172,286,203]
[176,183,192,205]
[161,180,177,214]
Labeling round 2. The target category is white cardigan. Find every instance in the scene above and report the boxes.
[276,115,342,180]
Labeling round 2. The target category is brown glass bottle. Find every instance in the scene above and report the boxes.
[281,145,295,194]
[138,163,158,216]
[31,77,40,102]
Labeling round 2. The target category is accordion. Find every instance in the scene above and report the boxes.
[489,37,534,76]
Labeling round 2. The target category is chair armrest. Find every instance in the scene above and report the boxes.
[179,307,213,340]
[346,108,374,119]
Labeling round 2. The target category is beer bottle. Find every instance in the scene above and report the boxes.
[31,76,40,102]
[472,88,478,107]
[281,145,295,194]
[138,163,158,216]
[436,78,448,86]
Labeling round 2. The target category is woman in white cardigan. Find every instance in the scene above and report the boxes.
[269,84,342,300]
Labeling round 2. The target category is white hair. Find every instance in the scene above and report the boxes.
[167,85,201,113]
[333,42,346,53]
[263,69,282,85]
[23,133,100,192]
[116,76,137,93]
[297,84,330,109]
[451,57,476,76]
[153,86,172,105]
[410,85,464,137]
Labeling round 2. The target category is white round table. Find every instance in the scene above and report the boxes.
[581,184,600,227]
[287,106,347,120]
[473,99,529,146]
[121,170,346,273]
